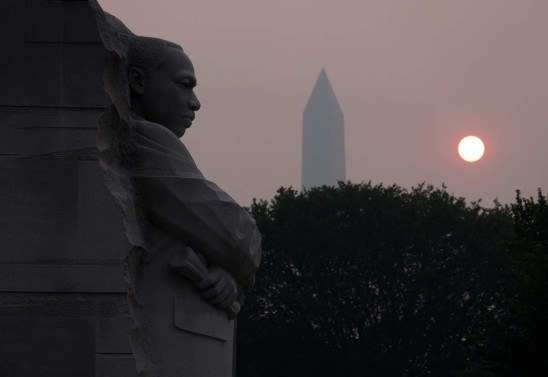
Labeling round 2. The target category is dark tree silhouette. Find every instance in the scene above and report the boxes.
[465,190,548,377]
[237,182,513,377]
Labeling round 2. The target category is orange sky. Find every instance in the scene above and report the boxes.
[98,0,548,205]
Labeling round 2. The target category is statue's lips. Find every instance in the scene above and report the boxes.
[182,116,194,128]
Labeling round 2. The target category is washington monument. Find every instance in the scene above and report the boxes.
[302,68,346,188]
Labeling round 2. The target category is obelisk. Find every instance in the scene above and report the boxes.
[302,68,346,188]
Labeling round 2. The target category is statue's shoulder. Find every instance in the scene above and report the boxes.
[132,118,173,140]
[132,118,188,149]
[130,118,199,173]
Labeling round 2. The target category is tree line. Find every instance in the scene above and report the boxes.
[236,182,548,377]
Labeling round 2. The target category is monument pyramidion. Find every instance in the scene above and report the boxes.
[302,68,346,189]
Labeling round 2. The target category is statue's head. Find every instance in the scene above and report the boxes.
[127,36,201,137]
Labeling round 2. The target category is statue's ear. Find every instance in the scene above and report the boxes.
[128,66,146,95]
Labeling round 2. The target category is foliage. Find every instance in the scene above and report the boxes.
[237,182,514,377]
[465,190,548,376]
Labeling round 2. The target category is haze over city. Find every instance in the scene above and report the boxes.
[99,0,548,205]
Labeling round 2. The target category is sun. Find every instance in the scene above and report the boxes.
[458,136,485,162]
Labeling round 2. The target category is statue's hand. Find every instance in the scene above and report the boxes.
[194,265,238,310]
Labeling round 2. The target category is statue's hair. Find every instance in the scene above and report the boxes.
[127,36,183,78]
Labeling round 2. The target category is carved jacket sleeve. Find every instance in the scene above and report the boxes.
[129,120,262,287]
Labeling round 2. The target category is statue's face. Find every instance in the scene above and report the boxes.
[140,48,201,137]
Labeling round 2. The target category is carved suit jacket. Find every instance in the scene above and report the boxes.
[98,110,262,288]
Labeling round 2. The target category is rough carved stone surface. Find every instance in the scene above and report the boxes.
[89,2,262,376]
[0,1,133,375]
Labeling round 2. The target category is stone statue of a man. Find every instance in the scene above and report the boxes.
[91,3,262,376]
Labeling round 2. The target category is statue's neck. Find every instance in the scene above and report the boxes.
[130,93,146,121]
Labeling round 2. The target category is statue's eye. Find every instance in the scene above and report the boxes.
[175,79,197,90]
[176,81,191,88]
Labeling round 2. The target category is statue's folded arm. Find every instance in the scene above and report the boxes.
[136,176,262,287]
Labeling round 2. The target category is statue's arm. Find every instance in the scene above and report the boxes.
[137,176,262,287]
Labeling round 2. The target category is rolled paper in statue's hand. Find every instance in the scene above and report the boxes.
[169,248,241,320]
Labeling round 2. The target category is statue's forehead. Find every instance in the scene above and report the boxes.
[163,49,196,78]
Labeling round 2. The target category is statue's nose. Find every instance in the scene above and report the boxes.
[190,93,201,111]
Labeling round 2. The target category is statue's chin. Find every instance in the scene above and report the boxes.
[178,126,188,138]
[166,123,187,138]
[175,119,192,138]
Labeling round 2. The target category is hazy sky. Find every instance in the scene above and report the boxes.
[99,0,548,206]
